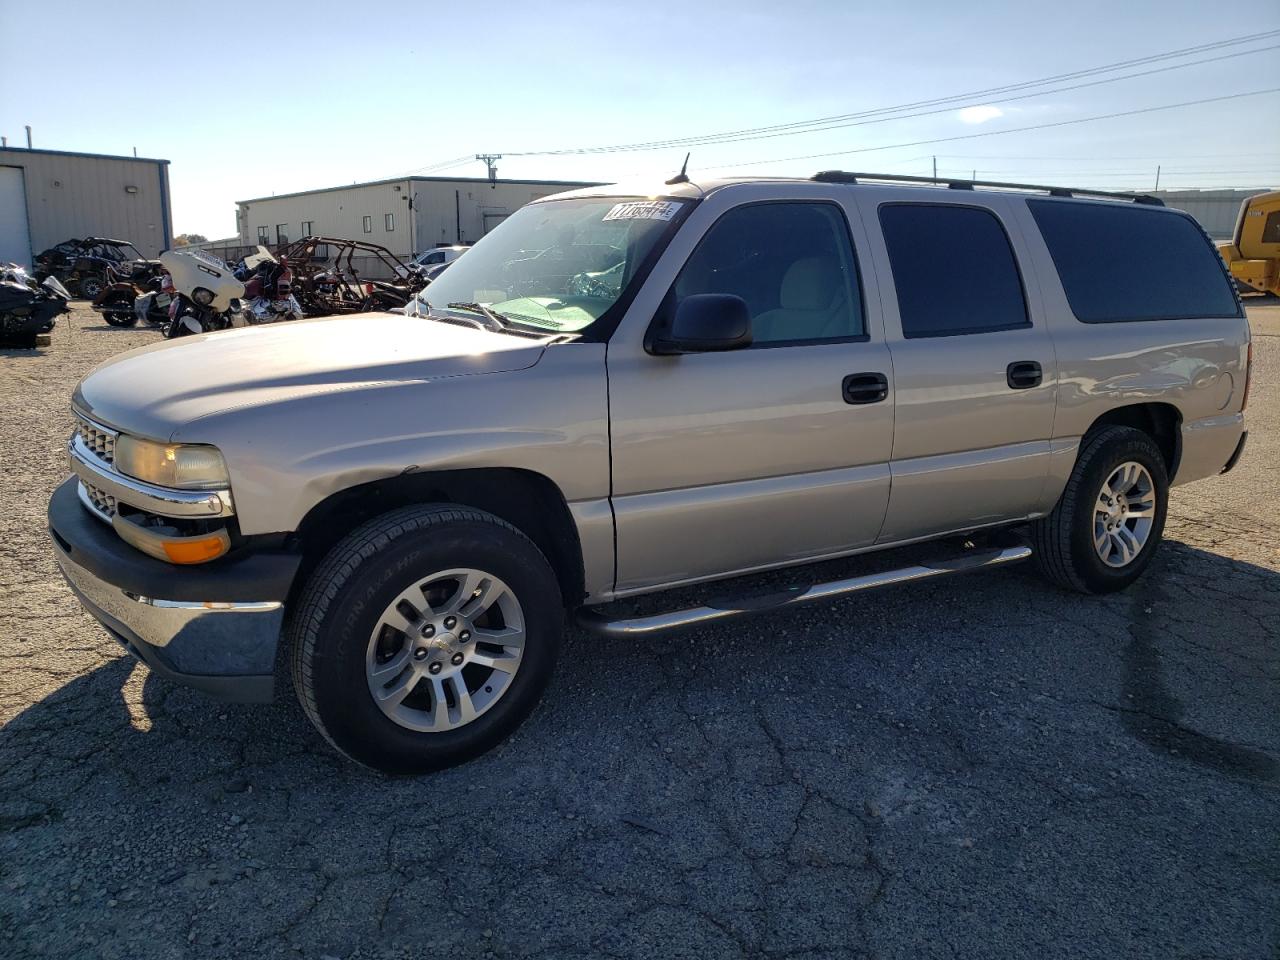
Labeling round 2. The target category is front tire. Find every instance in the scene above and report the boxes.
[1031,425,1169,594]
[288,505,562,773]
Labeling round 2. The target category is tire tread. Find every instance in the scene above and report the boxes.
[286,504,533,766]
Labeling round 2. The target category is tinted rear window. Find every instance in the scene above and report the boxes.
[1028,200,1240,322]
[879,204,1029,338]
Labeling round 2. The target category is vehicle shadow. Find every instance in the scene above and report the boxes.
[1,537,1276,955]
[4,536,1275,784]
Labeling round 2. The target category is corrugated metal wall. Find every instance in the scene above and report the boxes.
[411,180,575,249]
[238,180,415,257]
[1153,189,1270,241]
[236,177,591,260]
[0,148,171,259]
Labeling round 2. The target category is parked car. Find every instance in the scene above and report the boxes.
[49,173,1250,773]
[411,245,468,270]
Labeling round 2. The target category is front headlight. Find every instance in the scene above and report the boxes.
[114,436,230,489]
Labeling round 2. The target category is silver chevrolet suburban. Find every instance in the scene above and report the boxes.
[49,172,1251,773]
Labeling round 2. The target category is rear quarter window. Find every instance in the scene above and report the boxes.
[1028,200,1241,322]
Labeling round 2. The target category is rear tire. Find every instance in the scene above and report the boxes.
[288,505,562,774]
[1031,425,1168,594]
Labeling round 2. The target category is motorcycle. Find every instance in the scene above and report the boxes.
[91,259,171,327]
[0,263,71,347]
[232,247,303,325]
[159,248,245,339]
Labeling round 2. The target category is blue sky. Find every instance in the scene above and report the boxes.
[2,0,1277,237]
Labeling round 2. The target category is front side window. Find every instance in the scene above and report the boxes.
[415,197,689,334]
[672,201,865,345]
[362,216,372,234]
[879,204,1028,338]
[1029,200,1240,322]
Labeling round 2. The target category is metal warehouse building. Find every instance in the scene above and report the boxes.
[236,175,598,260]
[1153,188,1270,240]
[0,147,172,267]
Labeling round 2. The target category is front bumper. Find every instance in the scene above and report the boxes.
[48,477,300,702]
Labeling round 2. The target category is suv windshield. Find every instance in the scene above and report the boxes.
[415,196,688,334]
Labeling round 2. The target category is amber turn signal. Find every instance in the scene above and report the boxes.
[112,514,231,565]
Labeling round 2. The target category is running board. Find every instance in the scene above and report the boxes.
[576,544,1032,638]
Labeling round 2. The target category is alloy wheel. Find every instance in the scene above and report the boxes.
[364,568,525,732]
[1093,461,1157,568]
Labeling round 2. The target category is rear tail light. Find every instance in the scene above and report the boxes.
[1241,341,1253,411]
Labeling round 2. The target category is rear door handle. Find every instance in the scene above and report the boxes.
[1006,361,1042,390]
[842,372,888,405]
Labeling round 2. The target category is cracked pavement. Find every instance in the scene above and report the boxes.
[1,304,1277,959]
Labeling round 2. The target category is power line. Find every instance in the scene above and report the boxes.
[500,30,1280,157]
[706,88,1280,171]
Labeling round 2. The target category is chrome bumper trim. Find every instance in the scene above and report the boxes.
[53,536,282,696]
[69,436,234,519]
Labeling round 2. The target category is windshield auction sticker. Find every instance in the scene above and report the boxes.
[602,200,683,222]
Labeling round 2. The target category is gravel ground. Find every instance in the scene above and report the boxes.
[1,304,1277,960]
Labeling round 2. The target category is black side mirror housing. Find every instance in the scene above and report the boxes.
[649,293,753,355]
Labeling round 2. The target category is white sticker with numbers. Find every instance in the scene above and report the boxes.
[602,200,683,222]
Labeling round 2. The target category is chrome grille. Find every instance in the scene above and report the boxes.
[75,416,117,465]
[80,480,117,519]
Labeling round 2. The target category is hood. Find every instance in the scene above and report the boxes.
[74,312,547,440]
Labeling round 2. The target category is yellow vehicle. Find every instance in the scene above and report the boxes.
[1217,190,1280,297]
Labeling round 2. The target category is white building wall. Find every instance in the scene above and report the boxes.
[0,147,172,260]
[237,177,592,260]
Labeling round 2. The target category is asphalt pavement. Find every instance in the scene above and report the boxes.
[1,304,1276,959]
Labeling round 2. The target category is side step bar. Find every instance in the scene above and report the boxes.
[576,544,1031,638]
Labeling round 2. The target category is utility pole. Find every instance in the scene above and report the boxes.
[1154,164,1161,191]
[972,169,976,181]
[25,125,32,149]
[932,156,937,181]
[476,154,502,188]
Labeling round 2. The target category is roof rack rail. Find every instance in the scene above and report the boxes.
[810,170,1164,206]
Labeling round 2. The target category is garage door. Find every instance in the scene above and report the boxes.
[0,166,32,268]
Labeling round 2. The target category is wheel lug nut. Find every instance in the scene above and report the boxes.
[413,647,429,661]
[451,653,464,666]
[444,616,457,629]
[421,624,434,638]
[459,630,471,641]
[428,662,442,674]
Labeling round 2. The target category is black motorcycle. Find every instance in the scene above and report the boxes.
[0,264,71,347]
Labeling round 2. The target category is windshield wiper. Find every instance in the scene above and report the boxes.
[445,301,507,332]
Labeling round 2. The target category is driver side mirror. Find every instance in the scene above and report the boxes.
[649,293,753,355]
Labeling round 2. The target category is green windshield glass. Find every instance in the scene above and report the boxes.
[416,197,687,333]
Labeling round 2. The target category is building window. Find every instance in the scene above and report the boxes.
[300,220,314,237]
[257,226,269,244]
[276,224,290,245]
[385,212,395,232]
[363,216,372,234]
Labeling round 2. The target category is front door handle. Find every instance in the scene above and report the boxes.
[842,372,889,405]
[1006,361,1043,390]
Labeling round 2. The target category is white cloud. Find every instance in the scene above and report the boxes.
[958,105,1004,125]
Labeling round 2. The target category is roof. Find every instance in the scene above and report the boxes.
[0,146,168,165]
[237,174,604,205]
[551,172,1169,206]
